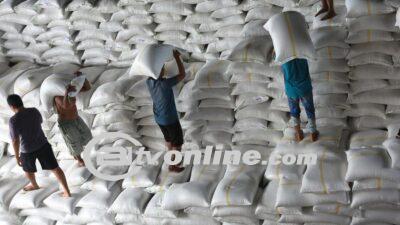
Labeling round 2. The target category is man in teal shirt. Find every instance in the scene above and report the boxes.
[281,58,319,142]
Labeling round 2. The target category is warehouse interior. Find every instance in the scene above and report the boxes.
[0,0,400,225]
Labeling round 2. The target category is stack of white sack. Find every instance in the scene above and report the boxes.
[110,150,163,224]
[227,36,284,148]
[345,0,400,131]
[0,62,38,145]
[346,129,400,224]
[67,0,116,66]
[63,181,122,225]
[8,177,63,225]
[112,0,153,67]
[30,0,77,65]
[239,0,281,41]
[260,141,351,225]
[210,164,265,225]
[95,0,132,68]
[189,0,245,61]
[0,1,37,63]
[183,59,234,148]
[151,1,195,53]
[308,5,350,131]
[162,165,225,216]
[140,164,194,225]
[175,62,205,149]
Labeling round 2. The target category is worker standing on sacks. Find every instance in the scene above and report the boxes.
[54,69,92,167]
[146,50,186,173]
[265,11,319,142]
[7,94,71,197]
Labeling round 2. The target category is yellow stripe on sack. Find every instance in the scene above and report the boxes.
[196,166,207,181]
[225,165,245,206]
[276,161,281,180]
[335,204,341,215]
[247,73,252,82]
[327,47,333,61]
[131,176,136,185]
[376,178,382,190]
[326,71,331,81]
[284,13,298,57]
[367,30,372,43]
[159,170,170,192]
[367,0,372,16]
[319,150,329,194]
[243,44,251,62]
[207,73,212,87]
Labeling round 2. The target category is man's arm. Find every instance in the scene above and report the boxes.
[80,79,91,92]
[12,138,21,166]
[55,85,75,110]
[174,50,186,82]
[9,120,21,166]
[75,71,91,92]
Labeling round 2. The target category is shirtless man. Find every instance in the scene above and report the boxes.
[8,94,71,197]
[54,70,92,167]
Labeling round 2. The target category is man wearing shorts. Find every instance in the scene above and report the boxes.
[54,70,92,167]
[7,94,71,197]
[146,50,185,172]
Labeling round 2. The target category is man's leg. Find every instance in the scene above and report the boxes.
[76,117,94,167]
[169,121,184,173]
[51,167,71,197]
[288,97,304,142]
[316,0,328,17]
[24,172,40,191]
[20,153,40,191]
[59,121,85,167]
[301,94,319,142]
[38,143,71,197]
[322,0,336,20]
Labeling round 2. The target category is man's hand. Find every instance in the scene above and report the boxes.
[65,85,76,95]
[16,155,22,167]
[173,50,180,59]
[74,70,83,77]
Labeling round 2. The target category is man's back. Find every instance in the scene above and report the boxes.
[146,77,179,126]
[281,58,313,98]
[9,108,47,153]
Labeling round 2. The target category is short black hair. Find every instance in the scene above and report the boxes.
[7,94,23,108]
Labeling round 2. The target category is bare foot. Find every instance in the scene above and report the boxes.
[315,8,328,17]
[294,125,304,142]
[61,192,71,198]
[23,185,40,192]
[321,11,337,20]
[169,165,184,173]
[77,159,85,167]
[311,131,319,142]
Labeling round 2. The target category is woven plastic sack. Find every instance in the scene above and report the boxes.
[264,11,316,64]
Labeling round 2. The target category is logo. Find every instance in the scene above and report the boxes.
[82,132,145,181]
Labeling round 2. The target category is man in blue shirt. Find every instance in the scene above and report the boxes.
[146,50,186,172]
[281,58,319,142]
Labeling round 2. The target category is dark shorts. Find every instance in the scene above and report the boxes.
[20,143,59,173]
[158,121,184,147]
